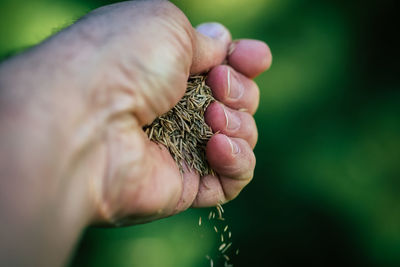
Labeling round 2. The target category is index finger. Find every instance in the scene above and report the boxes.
[227,39,272,78]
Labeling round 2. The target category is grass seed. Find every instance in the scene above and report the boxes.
[144,75,215,176]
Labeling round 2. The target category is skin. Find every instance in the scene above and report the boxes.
[0,1,271,266]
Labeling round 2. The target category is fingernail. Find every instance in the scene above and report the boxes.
[196,22,227,39]
[222,105,240,131]
[226,136,240,155]
[227,68,244,99]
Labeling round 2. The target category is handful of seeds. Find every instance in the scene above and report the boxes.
[144,74,216,176]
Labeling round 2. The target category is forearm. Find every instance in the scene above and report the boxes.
[0,32,98,266]
[0,157,92,267]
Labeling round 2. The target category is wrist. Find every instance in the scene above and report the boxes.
[0,44,103,265]
[0,30,103,223]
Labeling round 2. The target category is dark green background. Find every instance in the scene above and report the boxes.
[1,0,399,266]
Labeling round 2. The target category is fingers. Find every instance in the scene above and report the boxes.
[190,23,232,74]
[228,39,272,78]
[206,65,260,114]
[205,102,258,148]
[192,134,255,207]
[206,135,254,182]
[194,39,271,208]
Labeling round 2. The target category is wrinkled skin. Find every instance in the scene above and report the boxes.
[0,1,271,266]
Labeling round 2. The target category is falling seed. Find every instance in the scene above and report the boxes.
[210,259,214,267]
[235,249,239,255]
[208,211,213,220]
[223,254,230,261]
[213,226,218,233]
[221,242,232,254]
[224,225,228,232]
[219,243,226,251]
[216,205,223,219]
[206,255,210,260]
[221,234,224,242]
[198,216,202,226]
[217,203,224,213]
[228,231,231,239]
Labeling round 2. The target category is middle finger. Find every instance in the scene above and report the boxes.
[206,65,260,114]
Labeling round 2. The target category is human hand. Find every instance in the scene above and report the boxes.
[69,0,272,225]
[0,1,272,227]
[0,1,271,264]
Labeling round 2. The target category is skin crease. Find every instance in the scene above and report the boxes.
[0,1,271,266]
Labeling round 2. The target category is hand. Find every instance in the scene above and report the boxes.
[75,1,271,225]
[0,0,271,265]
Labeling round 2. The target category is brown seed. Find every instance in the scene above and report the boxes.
[216,206,223,219]
[217,203,224,213]
[143,75,215,176]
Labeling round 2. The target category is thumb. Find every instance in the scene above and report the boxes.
[191,22,232,74]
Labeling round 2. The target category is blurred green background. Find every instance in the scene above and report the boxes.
[1,0,399,266]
